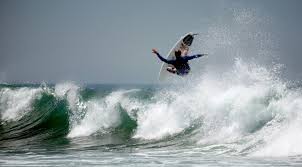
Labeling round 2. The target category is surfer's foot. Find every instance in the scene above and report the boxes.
[166,67,176,74]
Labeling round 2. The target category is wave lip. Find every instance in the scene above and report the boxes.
[0,87,42,122]
[0,88,70,145]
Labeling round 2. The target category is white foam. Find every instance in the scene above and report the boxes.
[55,82,81,111]
[182,58,302,157]
[54,82,88,129]
[52,55,302,158]
[133,88,203,140]
[0,87,42,121]
[67,90,136,138]
[250,92,302,157]
[59,59,302,157]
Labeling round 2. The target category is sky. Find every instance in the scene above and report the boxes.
[1,0,302,84]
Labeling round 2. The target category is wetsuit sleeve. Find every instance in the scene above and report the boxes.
[155,52,174,64]
[185,54,205,61]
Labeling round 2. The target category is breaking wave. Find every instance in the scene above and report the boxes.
[1,59,302,157]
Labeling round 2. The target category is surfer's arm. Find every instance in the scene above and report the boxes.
[157,54,174,64]
[185,54,206,61]
[153,51,174,64]
[152,49,174,64]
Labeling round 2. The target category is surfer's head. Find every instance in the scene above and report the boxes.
[175,50,181,58]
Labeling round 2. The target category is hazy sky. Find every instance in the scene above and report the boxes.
[1,0,302,84]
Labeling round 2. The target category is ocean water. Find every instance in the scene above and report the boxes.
[1,60,302,166]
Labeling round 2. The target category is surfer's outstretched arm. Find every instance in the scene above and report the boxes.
[152,49,174,64]
[156,53,173,64]
[185,54,206,61]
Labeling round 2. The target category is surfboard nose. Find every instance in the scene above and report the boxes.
[183,34,194,46]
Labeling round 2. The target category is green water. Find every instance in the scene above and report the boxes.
[1,83,302,166]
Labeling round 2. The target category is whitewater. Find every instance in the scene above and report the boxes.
[1,58,302,166]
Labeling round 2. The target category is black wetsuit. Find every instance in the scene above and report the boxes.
[155,52,204,75]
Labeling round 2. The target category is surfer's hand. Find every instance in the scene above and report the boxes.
[152,49,158,55]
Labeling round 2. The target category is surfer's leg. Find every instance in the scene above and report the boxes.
[166,67,176,74]
[180,43,189,56]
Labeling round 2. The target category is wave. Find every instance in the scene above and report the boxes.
[1,59,302,157]
[0,89,69,145]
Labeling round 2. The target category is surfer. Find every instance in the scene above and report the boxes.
[152,49,205,76]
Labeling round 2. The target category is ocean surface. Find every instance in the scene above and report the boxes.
[1,60,302,166]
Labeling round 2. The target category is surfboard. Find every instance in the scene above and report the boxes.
[158,32,197,81]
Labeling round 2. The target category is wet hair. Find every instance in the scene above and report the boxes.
[175,50,181,57]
